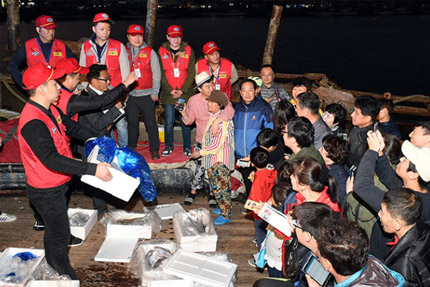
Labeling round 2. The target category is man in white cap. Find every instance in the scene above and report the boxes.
[9,14,76,88]
[158,25,196,157]
[352,130,430,259]
[125,24,161,159]
[195,41,238,101]
[179,71,234,206]
[408,121,430,149]
[18,64,112,279]
[80,12,130,147]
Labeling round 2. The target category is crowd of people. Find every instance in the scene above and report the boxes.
[2,13,430,286]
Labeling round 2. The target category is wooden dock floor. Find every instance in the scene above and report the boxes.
[0,192,268,286]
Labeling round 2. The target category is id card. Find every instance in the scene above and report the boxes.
[134,68,142,78]
[174,68,180,78]
[215,84,220,90]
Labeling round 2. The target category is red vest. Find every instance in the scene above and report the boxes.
[82,39,123,87]
[18,103,73,189]
[197,58,233,100]
[159,45,191,90]
[126,45,153,90]
[56,88,78,122]
[25,38,66,67]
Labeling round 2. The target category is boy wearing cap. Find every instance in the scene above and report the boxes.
[79,13,130,147]
[158,24,196,157]
[18,64,112,279]
[195,41,238,101]
[180,71,235,205]
[125,24,161,159]
[352,130,430,260]
[190,90,235,225]
[9,15,76,88]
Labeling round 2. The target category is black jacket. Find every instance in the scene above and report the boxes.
[347,122,377,168]
[78,86,123,138]
[385,222,430,287]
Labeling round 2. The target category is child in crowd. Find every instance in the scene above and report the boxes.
[248,147,277,252]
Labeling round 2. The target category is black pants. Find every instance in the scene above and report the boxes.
[27,183,78,279]
[126,95,160,151]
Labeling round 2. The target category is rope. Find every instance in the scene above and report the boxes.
[1,77,27,104]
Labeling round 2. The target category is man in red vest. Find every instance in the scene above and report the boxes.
[125,24,161,160]
[79,13,129,147]
[196,41,238,101]
[18,64,112,279]
[158,25,196,157]
[9,15,76,88]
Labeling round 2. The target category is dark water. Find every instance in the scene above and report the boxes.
[1,15,429,96]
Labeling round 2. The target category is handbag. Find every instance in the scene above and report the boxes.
[255,229,273,268]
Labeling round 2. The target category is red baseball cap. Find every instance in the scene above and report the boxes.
[93,13,114,25]
[23,64,65,90]
[202,41,220,55]
[167,25,183,38]
[127,24,144,36]
[56,58,89,75]
[35,15,58,29]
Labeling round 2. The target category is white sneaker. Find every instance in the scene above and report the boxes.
[0,213,17,222]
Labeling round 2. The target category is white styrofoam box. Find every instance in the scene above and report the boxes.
[68,208,97,240]
[26,280,80,287]
[81,146,140,202]
[163,249,237,287]
[145,203,185,220]
[106,222,152,239]
[173,209,218,252]
[148,280,195,287]
[0,248,45,287]
[94,237,139,263]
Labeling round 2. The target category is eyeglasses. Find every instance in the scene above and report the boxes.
[96,77,111,82]
[292,220,303,231]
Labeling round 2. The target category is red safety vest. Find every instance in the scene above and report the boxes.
[126,45,153,90]
[25,38,66,67]
[18,103,73,189]
[82,39,123,87]
[197,58,233,100]
[158,45,191,90]
[56,88,78,122]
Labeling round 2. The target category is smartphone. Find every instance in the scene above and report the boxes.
[177,98,185,111]
[349,165,357,178]
[374,122,378,132]
[302,255,331,287]
[236,159,250,168]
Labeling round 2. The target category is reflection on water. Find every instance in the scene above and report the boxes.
[1,16,429,96]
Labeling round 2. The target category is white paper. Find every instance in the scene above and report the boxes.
[258,203,292,237]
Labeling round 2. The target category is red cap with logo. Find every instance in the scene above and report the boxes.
[22,64,65,90]
[56,58,89,75]
[167,25,183,38]
[202,41,220,55]
[127,24,144,36]
[35,15,58,29]
[93,13,114,25]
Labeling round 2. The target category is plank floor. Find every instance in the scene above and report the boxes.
[0,192,268,286]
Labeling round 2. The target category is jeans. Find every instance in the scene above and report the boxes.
[26,184,77,279]
[163,104,191,151]
[126,96,160,151]
[110,116,128,147]
[254,218,268,250]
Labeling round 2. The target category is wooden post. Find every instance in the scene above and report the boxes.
[6,0,20,51]
[262,5,283,66]
[145,0,158,48]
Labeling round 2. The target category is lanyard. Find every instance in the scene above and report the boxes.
[92,40,109,64]
[132,47,142,69]
[169,51,181,69]
[36,38,53,64]
[208,60,221,83]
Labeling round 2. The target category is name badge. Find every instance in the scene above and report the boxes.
[219,74,227,79]
[135,68,142,78]
[139,53,147,58]
[215,84,220,90]
[108,51,118,56]
[53,52,62,57]
[174,68,180,78]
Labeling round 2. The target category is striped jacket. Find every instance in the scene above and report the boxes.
[200,111,235,170]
